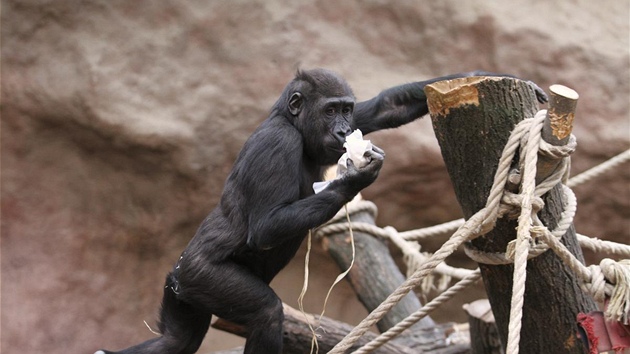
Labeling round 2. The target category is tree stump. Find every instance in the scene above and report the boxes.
[426,77,597,353]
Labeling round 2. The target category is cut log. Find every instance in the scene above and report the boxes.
[426,76,597,354]
[321,198,436,332]
[321,197,468,351]
[211,303,414,354]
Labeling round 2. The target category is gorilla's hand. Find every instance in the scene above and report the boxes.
[342,144,385,194]
[526,80,549,104]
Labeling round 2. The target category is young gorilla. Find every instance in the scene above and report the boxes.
[97,69,546,354]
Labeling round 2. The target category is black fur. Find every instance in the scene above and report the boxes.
[97,69,546,354]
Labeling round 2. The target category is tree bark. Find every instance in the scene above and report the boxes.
[426,77,596,353]
[210,304,467,354]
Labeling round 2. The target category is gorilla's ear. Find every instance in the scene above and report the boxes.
[288,92,303,116]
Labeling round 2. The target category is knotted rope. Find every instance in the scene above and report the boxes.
[503,109,578,354]
[352,261,482,354]
[326,109,630,353]
[327,110,548,353]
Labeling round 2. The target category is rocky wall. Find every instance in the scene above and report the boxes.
[2,1,628,353]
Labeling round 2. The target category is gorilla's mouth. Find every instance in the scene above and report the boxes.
[328,145,345,156]
[328,134,346,153]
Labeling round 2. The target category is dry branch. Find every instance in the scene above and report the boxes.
[211,303,416,354]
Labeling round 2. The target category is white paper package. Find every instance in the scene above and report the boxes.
[313,129,372,194]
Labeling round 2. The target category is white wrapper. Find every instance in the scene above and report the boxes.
[337,129,372,173]
[313,129,372,194]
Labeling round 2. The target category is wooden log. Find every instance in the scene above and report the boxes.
[211,303,416,354]
[321,198,435,331]
[537,85,579,184]
[426,76,597,354]
[464,299,503,354]
[320,197,470,352]
[543,84,579,144]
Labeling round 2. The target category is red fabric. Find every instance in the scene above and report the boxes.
[578,312,602,354]
[606,319,630,353]
[577,312,630,353]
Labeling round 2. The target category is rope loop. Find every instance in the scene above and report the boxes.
[321,106,630,353]
[464,111,577,268]
[600,259,630,324]
[585,264,607,303]
[538,133,577,159]
[499,191,545,219]
[314,200,380,240]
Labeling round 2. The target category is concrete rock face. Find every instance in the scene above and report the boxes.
[2,1,628,353]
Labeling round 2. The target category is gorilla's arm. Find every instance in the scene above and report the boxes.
[352,81,429,135]
[246,162,382,250]
[244,122,383,251]
[352,71,547,134]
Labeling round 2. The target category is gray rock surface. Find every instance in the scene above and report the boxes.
[2,1,628,353]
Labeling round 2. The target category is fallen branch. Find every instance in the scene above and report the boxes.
[210,303,468,354]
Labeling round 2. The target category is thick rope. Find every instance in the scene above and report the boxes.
[316,220,388,240]
[536,225,630,324]
[599,259,630,324]
[466,163,574,266]
[397,218,469,242]
[577,234,630,258]
[400,148,630,242]
[403,221,630,260]
[318,148,630,263]
[506,110,548,354]
[352,268,482,354]
[567,149,630,188]
[328,109,539,354]
[388,228,475,294]
[316,138,630,353]
[328,212,487,354]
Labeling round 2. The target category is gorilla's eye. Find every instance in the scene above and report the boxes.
[342,106,352,115]
[326,107,336,116]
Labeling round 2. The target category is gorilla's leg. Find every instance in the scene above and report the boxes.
[178,261,284,354]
